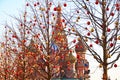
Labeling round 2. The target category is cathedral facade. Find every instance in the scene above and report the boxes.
[14,5,90,80]
[51,5,90,79]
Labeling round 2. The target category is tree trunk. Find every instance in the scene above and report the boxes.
[103,44,108,80]
[102,0,108,79]
[47,63,51,80]
[103,63,108,80]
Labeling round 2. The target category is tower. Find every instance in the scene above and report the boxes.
[75,38,90,79]
[52,5,76,78]
[52,5,68,52]
[52,5,89,79]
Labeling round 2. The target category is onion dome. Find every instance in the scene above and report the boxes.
[65,53,76,63]
[75,38,86,52]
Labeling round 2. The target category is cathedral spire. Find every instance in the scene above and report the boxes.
[52,4,67,46]
[55,4,63,30]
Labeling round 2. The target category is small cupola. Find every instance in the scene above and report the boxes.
[75,38,86,53]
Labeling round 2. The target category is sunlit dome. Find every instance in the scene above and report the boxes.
[65,52,76,63]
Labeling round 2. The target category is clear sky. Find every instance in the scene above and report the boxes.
[0,0,120,80]
[0,0,25,40]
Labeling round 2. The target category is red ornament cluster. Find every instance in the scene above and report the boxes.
[115,3,120,11]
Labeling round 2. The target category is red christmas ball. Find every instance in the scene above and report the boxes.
[87,11,90,14]
[107,28,111,32]
[26,3,29,6]
[110,12,114,16]
[77,10,79,13]
[95,40,99,44]
[114,64,117,68]
[110,43,114,47]
[67,61,70,65]
[61,55,64,59]
[52,31,54,35]
[68,28,71,31]
[33,23,36,26]
[62,19,65,22]
[22,39,26,43]
[52,13,54,16]
[54,7,57,11]
[80,46,83,48]
[95,0,99,5]
[37,2,40,5]
[87,32,90,36]
[34,4,37,7]
[49,2,52,5]
[90,44,93,47]
[27,31,30,34]
[43,26,46,29]
[75,45,79,49]
[20,23,23,26]
[40,45,42,49]
[48,7,50,10]
[63,3,67,7]
[116,7,120,11]
[106,7,109,11]
[77,54,80,59]
[73,39,76,43]
[115,3,119,7]
[87,21,90,25]
[85,27,88,30]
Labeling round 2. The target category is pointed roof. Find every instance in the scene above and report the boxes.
[52,5,67,45]
[55,4,63,30]
[27,39,37,53]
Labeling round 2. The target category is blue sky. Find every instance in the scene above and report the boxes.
[0,0,120,80]
[0,0,25,40]
[0,0,25,22]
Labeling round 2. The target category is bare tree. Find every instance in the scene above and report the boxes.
[1,0,91,79]
[0,27,16,80]
[63,0,120,80]
[3,0,70,80]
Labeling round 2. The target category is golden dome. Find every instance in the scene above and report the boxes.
[65,53,76,63]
